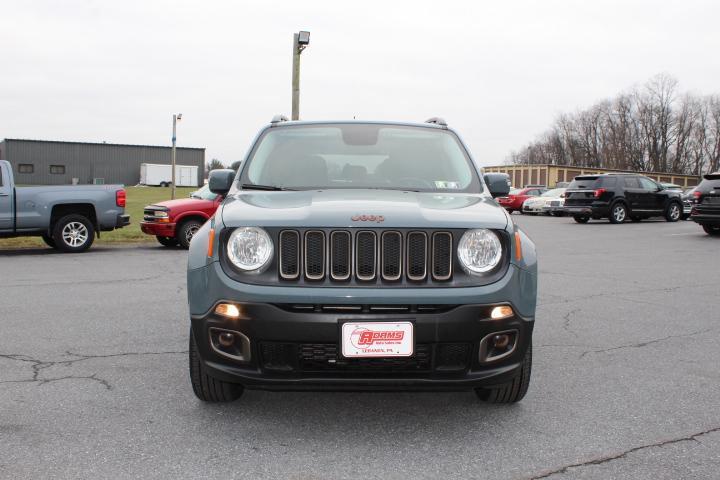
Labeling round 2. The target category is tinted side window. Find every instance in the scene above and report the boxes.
[601,177,617,188]
[624,177,640,188]
[639,178,658,191]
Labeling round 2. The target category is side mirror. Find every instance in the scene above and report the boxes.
[484,173,511,198]
[208,169,236,195]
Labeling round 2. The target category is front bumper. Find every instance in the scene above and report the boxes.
[188,262,537,390]
[140,221,176,237]
[542,205,566,214]
[522,204,544,213]
[192,303,533,390]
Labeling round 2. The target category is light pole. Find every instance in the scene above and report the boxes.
[171,113,182,199]
[291,31,310,120]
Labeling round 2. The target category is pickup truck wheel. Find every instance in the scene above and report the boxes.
[665,202,682,222]
[178,219,203,249]
[41,233,57,249]
[189,327,244,402]
[52,214,95,252]
[156,236,178,247]
[475,344,532,404]
[703,225,720,236]
[573,215,590,224]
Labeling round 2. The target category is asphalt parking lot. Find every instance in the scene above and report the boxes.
[1,215,719,479]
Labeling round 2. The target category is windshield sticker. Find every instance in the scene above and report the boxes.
[435,181,460,189]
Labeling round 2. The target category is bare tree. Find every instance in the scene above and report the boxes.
[510,74,718,175]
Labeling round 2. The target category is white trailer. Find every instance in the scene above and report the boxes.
[139,163,199,187]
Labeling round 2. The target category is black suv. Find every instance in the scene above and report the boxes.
[690,172,720,235]
[564,174,684,224]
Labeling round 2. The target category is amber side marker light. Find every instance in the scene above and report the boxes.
[514,231,523,261]
[491,305,514,320]
[215,303,241,319]
[207,228,215,258]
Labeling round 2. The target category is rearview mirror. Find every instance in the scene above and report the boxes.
[208,169,236,195]
[484,173,511,198]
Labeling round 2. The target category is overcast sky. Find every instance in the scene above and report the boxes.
[2,0,719,167]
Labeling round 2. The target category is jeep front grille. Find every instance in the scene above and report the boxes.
[278,229,454,283]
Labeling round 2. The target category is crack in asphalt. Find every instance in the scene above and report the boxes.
[2,273,167,288]
[526,425,720,479]
[578,327,716,359]
[561,308,581,337]
[0,350,187,391]
[538,282,715,307]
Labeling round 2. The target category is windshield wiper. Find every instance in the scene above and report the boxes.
[240,183,296,191]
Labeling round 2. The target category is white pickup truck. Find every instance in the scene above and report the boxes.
[0,160,130,252]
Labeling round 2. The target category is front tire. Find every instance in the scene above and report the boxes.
[189,327,244,402]
[609,203,627,224]
[573,215,590,224]
[177,219,204,249]
[156,236,178,247]
[475,344,532,404]
[703,225,720,236]
[52,214,95,252]
[665,202,682,222]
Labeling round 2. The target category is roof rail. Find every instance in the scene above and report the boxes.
[425,117,447,127]
[270,114,289,124]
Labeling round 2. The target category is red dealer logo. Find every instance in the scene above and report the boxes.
[349,327,404,348]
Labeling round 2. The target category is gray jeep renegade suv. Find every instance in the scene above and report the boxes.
[187,118,537,403]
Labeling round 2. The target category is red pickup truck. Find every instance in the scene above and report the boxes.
[140,185,222,248]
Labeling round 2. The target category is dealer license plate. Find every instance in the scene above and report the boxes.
[341,321,414,358]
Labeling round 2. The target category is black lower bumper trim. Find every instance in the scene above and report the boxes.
[190,302,534,390]
[116,214,131,228]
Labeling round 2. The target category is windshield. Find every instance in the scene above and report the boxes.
[541,188,565,197]
[239,124,482,192]
[190,185,218,200]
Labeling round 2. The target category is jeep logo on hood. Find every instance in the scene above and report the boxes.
[351,214,385,223]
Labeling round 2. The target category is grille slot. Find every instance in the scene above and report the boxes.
[330,231,351,280]
[431,232,453,281]
[355,231,377,281]
[279,230,300,279]
[406,231,428,281]
[381,231,402,280]
[304,231,326,280]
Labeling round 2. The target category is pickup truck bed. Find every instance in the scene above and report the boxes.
[0,160,130,252]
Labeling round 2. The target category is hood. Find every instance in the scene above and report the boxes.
[148,197,214,210]
[219,189,508,230]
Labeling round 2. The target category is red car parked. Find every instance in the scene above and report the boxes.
[496,186,546,213]
[140,185,222,248]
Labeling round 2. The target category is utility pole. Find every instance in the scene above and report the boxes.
[291,31,310,121]
[171,113,182,199]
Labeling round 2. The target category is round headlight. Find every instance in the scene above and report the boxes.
[226,227,273,272]
[457,229,503,274]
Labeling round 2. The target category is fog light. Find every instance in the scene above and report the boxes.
[490,305,514,320]
[492,334,510,349]
[215,303,241,318]
[218,332,235,347]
